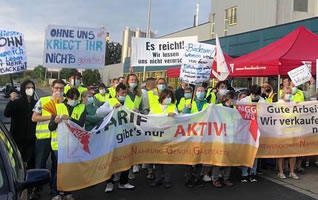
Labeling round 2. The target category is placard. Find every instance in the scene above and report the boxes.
[287,64,312,86]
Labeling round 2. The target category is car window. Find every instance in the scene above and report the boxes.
[0,126,24,182]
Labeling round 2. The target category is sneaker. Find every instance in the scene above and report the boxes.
[278,173,286,179]
[63,194,75,200]
[51,195,62,200]
[146,172,154,179]
[128,170,136,180]
[315,161,318,167]
[113,173,120,182]
[202,175,212,182]
[249,175,258,182]
[104,183,114,193]
[223,180,233,187]
[289,173,299,180]
[305,161,310,168]
[118,183,135,189]
[163,182,172,189]
[296,167,305,174]
[240,176,248,183]
[213,180,223,188]
[133,165,140,173]
[257,169,263,175]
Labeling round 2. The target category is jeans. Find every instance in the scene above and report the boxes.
[185,164,202,182]
[155,164,173,183]
[212,167,231,182]
[240,159,258,177]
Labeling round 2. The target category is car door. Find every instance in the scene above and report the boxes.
[0,120,27,200]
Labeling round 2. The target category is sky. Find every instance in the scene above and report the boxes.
[0,0,211,68]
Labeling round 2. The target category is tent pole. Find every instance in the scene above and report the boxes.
[277,75,280,99]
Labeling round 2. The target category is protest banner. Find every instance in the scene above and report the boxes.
[0,30,27,75]
[257,101,318,158]
[180,42,215,84]
[131,36,198,67]
[287,64,312,86]
[57,105,257,191]
[43,25,106,69]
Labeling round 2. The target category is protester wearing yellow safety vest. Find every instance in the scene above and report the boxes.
[149,89,177,189]
[64,71,87,100]
[211,91,237,188]
[125,74,143,111]
[177,86,193,113]
[146,78,168,114]
[104,83,135,193]
[183,86,208,188]
[31,79,65,197]
[108,78,119,99]
[279,77,291,98]
[82,91,103,131]
[94,83,111,106]
[261,82,277,103]
[239,85,264,183]
[290,81,305,103]
[276,87,299,180]
[48,88,87,200]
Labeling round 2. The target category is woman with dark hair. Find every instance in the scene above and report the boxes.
[4,79,37,169]
[125,74,142,111]
[49,87,86,200]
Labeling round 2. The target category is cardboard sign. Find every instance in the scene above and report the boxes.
[287,64,312,86]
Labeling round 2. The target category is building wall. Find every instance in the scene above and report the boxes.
[159,22,212,41]
[100,63,124,86]
[211,0,318,37]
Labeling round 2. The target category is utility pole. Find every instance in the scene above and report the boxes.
[143,0,152,81]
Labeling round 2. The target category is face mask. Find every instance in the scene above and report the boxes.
[184,93,192,99]
[25,88,34,96]
[265,88,271,93]
[118,95,126,102]
[75,80,81,86]
[87,97,94,104]
[129,83,137,89]
[292,87,297,94]
[157,84,166,91]
[251,95,260,102]
[163,97,172,105]
[99,89,106,94]
[218,89,228,96]
[285,94,292,101]
[196,92,205,100]
[67,100,78,107]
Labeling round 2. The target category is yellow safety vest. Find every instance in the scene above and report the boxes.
[108,87,116,99]
[125,95,142,110]
[51,103,85,151]
[150,103,176,114]
[108,98,121,107]
[291,89,305,102]
[64,85,87,99]
[265,93,275,103]
[147,90,159,106]
[0,131,15,167]
[206,88,216,104]
[191,100,209,113]
[95,93,110,103]
[178,97,192,112]
[35,96,53,139]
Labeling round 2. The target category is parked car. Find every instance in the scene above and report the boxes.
[0,120,50,200]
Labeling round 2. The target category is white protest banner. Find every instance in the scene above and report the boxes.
[180,42,215,84]
[0,30,27,75]
[57,105,258,191]
[43,25,106,69]
[287,64,312,86]
[257,101,318,158]
[131,36,198,66]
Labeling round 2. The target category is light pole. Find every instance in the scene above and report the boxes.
[143,0,152,81]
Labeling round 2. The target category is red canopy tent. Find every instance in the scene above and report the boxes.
[230,26,318,77]
[167,54,233,78]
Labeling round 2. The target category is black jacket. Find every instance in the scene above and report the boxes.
[4,80,37,142]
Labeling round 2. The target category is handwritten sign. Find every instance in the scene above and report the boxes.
[131,36,198,66]
[43,25,106,69]
[0,30,27,75]
[288,64,312,86]
[180,42,216,84]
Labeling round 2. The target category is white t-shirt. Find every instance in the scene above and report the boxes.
[239,95,265,103]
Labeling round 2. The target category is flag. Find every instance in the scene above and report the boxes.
[212,34,230,81]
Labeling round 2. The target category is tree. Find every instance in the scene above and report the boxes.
[82,69,101,86]
[60,68,78,80]
[105,42,122,65]
[32,65,46,82]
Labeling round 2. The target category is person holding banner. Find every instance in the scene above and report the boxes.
[147,78,168,113]
[94,83,110,106]
[277,87,299,180]
[183,86,209,188]
[125,74,143,112]
[214,81,229,104]
[175,81,188,107]
[108,78,119,98]
[149,89,177,188]
[261,82,277,103]
[177,87,193,113]
[64,71,87,99]
[81,91,103,131]
[49,88,87,200]
[290,81,305,103]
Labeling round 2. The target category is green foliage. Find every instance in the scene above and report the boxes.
[60,68,78,80]
[82,69,101,86]
[32,65,46,82]
[105,42,122,65]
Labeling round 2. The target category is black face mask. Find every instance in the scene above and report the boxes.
[265,89,271,93]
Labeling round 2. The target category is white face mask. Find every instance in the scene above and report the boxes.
[25,88,34,96]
